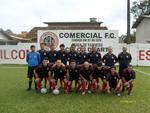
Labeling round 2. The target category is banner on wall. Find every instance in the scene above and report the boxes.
[37,30,119,54]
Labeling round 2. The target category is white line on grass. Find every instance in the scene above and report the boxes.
[135,69,150,76]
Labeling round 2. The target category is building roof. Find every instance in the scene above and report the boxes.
[132,15,150,28]
[44,21,103,24]
[0,29,30,43]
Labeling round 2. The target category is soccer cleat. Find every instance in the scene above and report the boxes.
[88,90,92,94]
[117,93,121,97]
[82,91,86,95]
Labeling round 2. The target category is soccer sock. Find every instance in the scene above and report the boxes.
[63,81,68,92]
[75,80,78,88]
[37,80,42,91]
[34,80,37,90]
[82,81,87,92]
[50,81,56,90]
[28,78,32,89]
[102,82,107,92]
[77,83,82,91]
[92,82,97,92]
[44,78,47,88]
[68,84,73,92]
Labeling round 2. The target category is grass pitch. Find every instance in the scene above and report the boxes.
[0,65,150,113]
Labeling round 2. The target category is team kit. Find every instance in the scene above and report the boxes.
[26,43,136,96]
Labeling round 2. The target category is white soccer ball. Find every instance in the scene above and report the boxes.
[41,88,48,94]
[52,89,60,95]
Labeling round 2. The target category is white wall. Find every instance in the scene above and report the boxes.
[136,18,150,43]
[0,43,150,66]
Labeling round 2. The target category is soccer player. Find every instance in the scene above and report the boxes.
[106,67,122,96]
[80,61,94,95]
[67,44,79,64]
[48,45,58,64]
[50,60,67,93]
[57,44,68,65]
[26,45,41,90]
[34,58,52,91]
[66,60,82,92]
[122,65,136,95]
[78,45,88,65]
[37,43,49,62]
[102,47,118,67]
[118,46,132,77]
[93,63,110,93]
[88,46,101,65]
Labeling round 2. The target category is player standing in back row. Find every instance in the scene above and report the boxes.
[102,47,118,67]
[26,45,41,91]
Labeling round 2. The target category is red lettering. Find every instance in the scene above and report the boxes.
[11,50,18,59]
[19,50,25,59]
[139,50,145,60]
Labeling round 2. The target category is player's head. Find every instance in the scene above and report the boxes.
[128,64,133,71]
[122,46,127,52]
[83,61,90,69]
[42,57,49,66]
[91,46,96,52]
[110,66,116,74]
[80,45,85,52]
[30,45,36,52]
[108,47,113,53]
[69,60,76,68]
[60,44,65,51]
[56,59,62,67]
[97,63,102,70]
[51,45,56,51]
[40,43,45,50]
[70,44,76,51]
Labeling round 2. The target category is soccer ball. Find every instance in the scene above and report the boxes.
[41,88,48,94]
[52,89,60,95]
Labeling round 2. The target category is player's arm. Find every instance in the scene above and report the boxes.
[26,53,29,63]
[102,55,106,63]
[114,54,118,63]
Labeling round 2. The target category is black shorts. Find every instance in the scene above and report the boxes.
[109,82,117,88]
[99,75,107,80]
[69,76,80,81]
[27,66,37,78]
[39,74,49,79]
[54,75,64,81]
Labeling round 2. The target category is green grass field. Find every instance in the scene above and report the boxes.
[0,65,150,113]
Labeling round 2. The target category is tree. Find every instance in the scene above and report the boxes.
[131,0,150,19]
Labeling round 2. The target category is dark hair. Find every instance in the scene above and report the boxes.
[110,66,116,70]
[43,57,49,61]
[71,43,76,47]
[30,45,35,48]
[128,64,132,67]
[60,44,65,48]
[69,59,76,64]
[40,43,46,46]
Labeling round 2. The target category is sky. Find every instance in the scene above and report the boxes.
[0,0,138,35]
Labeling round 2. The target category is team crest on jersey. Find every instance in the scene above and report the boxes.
[40,32,59,49]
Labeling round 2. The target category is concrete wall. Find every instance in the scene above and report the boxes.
[136,18,150,43]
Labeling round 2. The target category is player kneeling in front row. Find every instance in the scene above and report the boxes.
[34,58,52,92]
[66,60,82,93]
[106,67,122,96]
[50,60,68,93]
[93,64,110,93]
[122,65,136,95]
[80,61,97,95]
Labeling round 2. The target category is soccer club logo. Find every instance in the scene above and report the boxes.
[40,32,59,49]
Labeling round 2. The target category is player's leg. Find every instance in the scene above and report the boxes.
[27,67,33,90]
[63,77,69,94]
[128,81,134,95]
[50,79,57,91]
[115,81,122,96]
[36,77,43,91]
[81,79,88,95]
[101,79,108,93]
[91,79,97,93]
[77,79,82,92]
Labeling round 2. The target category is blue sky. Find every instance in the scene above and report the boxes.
[0,0,138,35]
